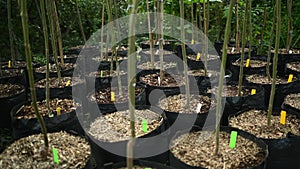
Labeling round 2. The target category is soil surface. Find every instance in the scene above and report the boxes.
[142,40,173,45]
[141,49,175,56]
[0,131,90,169]
[246,74,296,84]
[92,55,127,62]
[0,69,22,78]
[0,84,24,98]
[88,109,163,142]
[223,47,249,54]
[271,48,300,54]
[89,87,144,104]
[16,98,79,119]
[208,85,251,97]
[187,69,219,77]
[118,166,156,169]
[35,77,83,88]
[286,61,300,72]
[284,93,300,110]
[158,94,215,114]
[1,61,31,69]
[187,54,219,61]
[35,63,75,73]
[140,72,185,87]
[88,70,126,78]
[170,130,265,169]
[232,59,268,68]
[137,61,176,70]
[229,109,300,139]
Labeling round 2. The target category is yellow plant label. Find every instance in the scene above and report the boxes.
[196,53,201,61]
[280,110,286,125]
[66,80,71,86]
[56,107,61,116]
[251,89,256,95]
[100,70,103,77]
[111,92,115,102]
[191,39,195,44]
[288,74,293,83]
[8,60,11,68]
[246,59,250,68]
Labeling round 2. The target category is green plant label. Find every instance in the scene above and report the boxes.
[52,147,59,164]
[142,119,148,133]
[100,70,104,77]
[229,131,238,149]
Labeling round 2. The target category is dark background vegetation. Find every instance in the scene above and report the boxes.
[0,0,299,61]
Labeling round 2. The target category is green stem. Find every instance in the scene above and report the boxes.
[52,0,64,66]
[258,1,267,55]
[235,0,240,50]
[100,0,105,58]
[75,0,86,43]
[238,0,249,96]
[7,0,16,66]
[286,0,293,51]
[215,0,235,155]
[127,1,138,168]
[21,0,49,150]
[267,0,281,126]
[159,0,164,82]
[40,0,50,114]
[180,0,190,113]
[146,0,155,69]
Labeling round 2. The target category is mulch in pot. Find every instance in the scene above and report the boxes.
[137,61,177,71]
[0,83,24,98]
[186,54,220,70]
[282,93,300,118]
[170,127,267,169]
[286,61,300,77]
[140,72,185,87]
[35,76,84,88]
[0,69,24,85]
[35,63,75,74]
[0,131,90,169]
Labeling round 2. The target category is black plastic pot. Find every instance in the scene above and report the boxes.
[230,56,268,82]
[140,39,178,52]
[86,105,170,168]
[10,98,84,140]
[286,62,300,79]
[138,49,181,68]
[270,52,300,76]
[86,84,146,115]
[228,109,300,169]
[0,85,26,129]
[0,68,26,86]
[34,65,75,82]
[169,126,268,169]
[222,84,265,125]
[245,74,300,111]
[157,91,217,134]
[282,97,300,118]
[137,69,185,105]
[107,160,175,169]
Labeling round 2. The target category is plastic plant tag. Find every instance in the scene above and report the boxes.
[196,103,202,113]
[280,110,286,125]
[8,60,11,68]
[111,92,115,102]
[158,77,161,86]
[144,168,152,169]
[142,119,148,133]
[100,70,104,77]
[191,39,195,44]
[52,147,59,164]
[196,53,201,61]
[56,107,61,116]
[66,80,71,87]
[231,47,235,53]
[246,59,250,68]
[288,74,293,83]
[229,131,238,149]
[251,89,256,95]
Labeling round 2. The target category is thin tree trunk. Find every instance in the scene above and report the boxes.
[127,1,138,168]
[180,0,190,113]
[286,0,293,51]
[215,0,235,155]
[21,0,49,152]
[267,0,281,126]
[75,0,86,43]
[235,0,240,50]
[39,0,51,115]
[238,0,250,96]
[100,0,105,58]
[46,0,61,81]
[113,0,122,49]
[146,0,155,68]
[7,0,16,66]
[159,0,164,82]
[52,0,64,66]
[258,0,267,55]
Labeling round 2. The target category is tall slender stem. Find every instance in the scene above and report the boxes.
[215,0,235,155]
[180,0,190,113]
[52,0,64,66]
[100,0,105,58]
[146,0,155,69]
[75,0,86,43]
[7,0,16,66]
[238,0,249,96]
[127,1,138,168]
[259,1,267,55]
[40,0,50,114]
[159,0,164,82]
[267,0,281,126]
[21,0,49,150]
[235,0,240,50]
[286,0,293,51]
